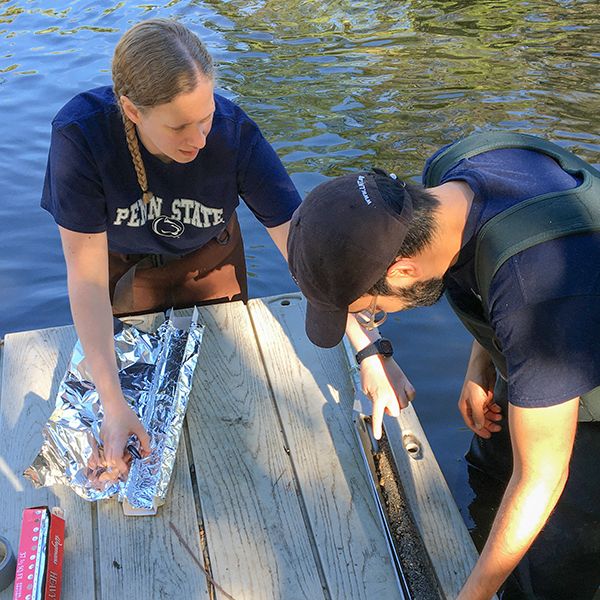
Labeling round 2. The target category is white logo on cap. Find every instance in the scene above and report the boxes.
[356,175,372,205]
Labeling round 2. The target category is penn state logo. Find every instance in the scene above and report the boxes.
[152,216,185,238]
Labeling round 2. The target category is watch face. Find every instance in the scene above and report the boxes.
[377,339,393,356]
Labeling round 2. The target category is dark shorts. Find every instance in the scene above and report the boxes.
[108,212,248,317]
[466,378,600,600]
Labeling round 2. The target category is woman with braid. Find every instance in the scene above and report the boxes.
[41,19,301,479]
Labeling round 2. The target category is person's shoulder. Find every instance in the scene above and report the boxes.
[213,92,256,126]
[421,141,454,184]
[52,85,119,130]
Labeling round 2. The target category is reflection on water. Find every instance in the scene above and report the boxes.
[1,0,599,563]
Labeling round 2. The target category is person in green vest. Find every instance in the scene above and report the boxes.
[287,132,600,600]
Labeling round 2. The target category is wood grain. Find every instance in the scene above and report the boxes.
[249,295,406,600]
[96,433,210,600]
[342,336,489,599]
[0,326,95,600]
[181,302,326,600]
[0,301,488,600]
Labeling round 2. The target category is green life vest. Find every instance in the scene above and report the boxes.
[424,131,600,421]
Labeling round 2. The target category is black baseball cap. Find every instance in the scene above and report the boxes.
[287,170,413,348]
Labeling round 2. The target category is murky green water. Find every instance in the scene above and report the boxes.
[2,0,599,565]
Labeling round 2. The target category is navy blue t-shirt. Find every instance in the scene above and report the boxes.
[422,146,600,409]
[41,86,301,255]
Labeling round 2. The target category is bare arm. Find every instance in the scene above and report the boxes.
[59,226,122,401]
[58,226,150,475]
[266,220,290,260]
[344,314,415,438]
[458,397,579,599]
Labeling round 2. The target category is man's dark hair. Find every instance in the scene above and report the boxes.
[368,176,440,295]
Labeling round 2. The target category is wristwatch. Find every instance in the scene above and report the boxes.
[355,338,394,365]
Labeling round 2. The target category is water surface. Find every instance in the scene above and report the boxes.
[2,0,599,549]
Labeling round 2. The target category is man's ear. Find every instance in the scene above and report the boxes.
[120,95,142,125]
[386,257,421,281]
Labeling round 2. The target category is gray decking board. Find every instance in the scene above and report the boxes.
[0,297,477,599]
[95,433,210,600]
[183,302,327,600]
[0,326,96,600]
[248,295,405,599]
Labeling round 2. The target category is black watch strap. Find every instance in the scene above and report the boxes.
[355,338,394,365]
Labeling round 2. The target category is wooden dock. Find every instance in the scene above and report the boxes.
[0,294,479,599]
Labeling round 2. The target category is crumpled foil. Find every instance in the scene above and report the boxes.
[24,309,204,511]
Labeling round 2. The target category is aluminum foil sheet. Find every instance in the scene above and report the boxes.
[24,309,204,511]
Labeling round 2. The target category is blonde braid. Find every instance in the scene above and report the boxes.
[121,111,153,205]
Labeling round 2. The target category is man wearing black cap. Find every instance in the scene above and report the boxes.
[287,132,600,600]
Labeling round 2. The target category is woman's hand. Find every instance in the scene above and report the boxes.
[99,398,151,481]
[360,356,416,439]
[458,341,502,438]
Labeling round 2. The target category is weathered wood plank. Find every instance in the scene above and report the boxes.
[0,300,485,599]
[94,312,209,599]
[96,433,210,600]
[383,407,481,598]
[248,295,405,600]
[0,326,96,600]
[181,303,326,600]
[342,337,485,599]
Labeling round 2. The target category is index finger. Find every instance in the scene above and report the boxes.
[371,397,386,440]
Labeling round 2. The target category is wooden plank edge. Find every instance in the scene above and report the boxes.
[1,310,165,345]
[247,297,403,600]
[341,337,496,600]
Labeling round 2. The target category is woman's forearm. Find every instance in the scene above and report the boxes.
[67,278,125,409]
